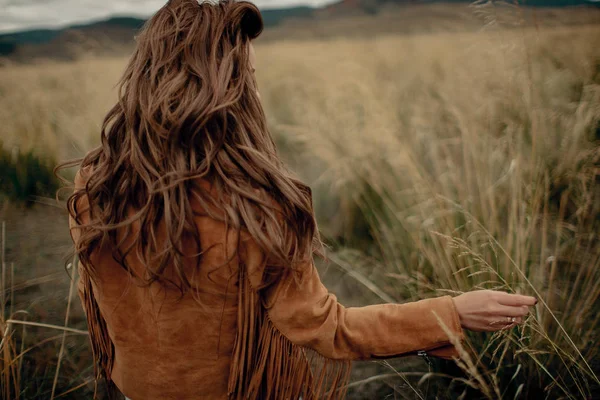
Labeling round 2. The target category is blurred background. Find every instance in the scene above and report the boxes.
[1,0,599,399]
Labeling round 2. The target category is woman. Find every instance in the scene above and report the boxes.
[61,1,537,399]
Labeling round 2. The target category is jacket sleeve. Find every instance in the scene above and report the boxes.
[242,236,465,361]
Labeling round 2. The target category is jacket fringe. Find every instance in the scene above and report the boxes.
[81,263,352,400]
[228,265,352,400]
[80,271,118,399]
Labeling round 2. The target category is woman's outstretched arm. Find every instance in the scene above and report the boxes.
[241,232,536,362]
[242,235,464,361]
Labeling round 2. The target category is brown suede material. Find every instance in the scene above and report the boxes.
[69,170,464,399]
[242,236,464,361]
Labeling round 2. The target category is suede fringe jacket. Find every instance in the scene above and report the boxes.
[69,170,465,400]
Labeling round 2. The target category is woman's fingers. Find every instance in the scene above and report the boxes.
[493,304,530,318]
[496,292,537,307]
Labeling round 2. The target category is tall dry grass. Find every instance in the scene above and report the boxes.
[258,25,600,398]
[0,220,91,399]
[0,13,599,400]
[0,57,125,162]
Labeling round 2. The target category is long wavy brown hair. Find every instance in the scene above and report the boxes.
[57,0,322,292]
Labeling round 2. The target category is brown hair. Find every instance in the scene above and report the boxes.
[57,0,322,292]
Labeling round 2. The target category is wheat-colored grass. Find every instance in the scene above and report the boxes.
[256,25,600,398]
[0,15,599,399]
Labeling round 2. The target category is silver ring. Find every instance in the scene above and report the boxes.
[511,317,516,323]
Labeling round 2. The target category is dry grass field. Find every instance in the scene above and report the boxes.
[0,4,599,399]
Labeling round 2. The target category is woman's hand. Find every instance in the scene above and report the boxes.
[452,290,537,332]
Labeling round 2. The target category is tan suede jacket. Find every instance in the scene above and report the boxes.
[69,171,464,400]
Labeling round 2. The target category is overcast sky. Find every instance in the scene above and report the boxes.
[0,0,336,34]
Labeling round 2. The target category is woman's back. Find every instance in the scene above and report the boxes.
[72,174,241,398]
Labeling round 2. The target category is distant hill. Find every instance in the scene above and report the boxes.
[0,7,314,59]
[319,0,600,16]
[0,1,598,62]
